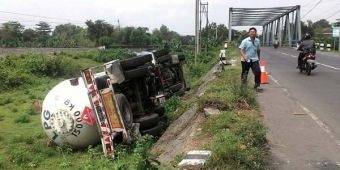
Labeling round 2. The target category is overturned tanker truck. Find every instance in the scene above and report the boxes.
[41,49,187,158]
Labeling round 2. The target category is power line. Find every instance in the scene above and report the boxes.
[301,0,317,7]
[0,18,83,25]
[325,9,340,20]
[0,10,85,24]
[301,0,323,19]
[308,0,340,21]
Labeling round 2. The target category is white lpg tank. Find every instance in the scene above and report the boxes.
[41,77,100,148]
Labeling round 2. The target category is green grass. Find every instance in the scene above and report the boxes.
[182,46,221,88]
[0,50,107,169]
[0,46,222,169]
[14,114,31,124]
[198,65,267,170]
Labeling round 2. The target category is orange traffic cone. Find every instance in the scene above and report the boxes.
[260,59,269,84]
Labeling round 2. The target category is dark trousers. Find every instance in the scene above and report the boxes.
[298,52,303,68]
[241,60,261,88]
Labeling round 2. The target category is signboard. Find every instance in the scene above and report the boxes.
[332,27,340,37]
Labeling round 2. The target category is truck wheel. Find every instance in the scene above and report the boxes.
[154,106,165,116]
[115,94,133,130]
[156,54,172,63]
[124,65,151,79]
[153,49,170,58]
[120,54,152,70]
[134,113,159,130]
[140,123,162,136]
[159,114,168,123]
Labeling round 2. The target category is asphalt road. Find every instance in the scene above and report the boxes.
[258,47,340,170]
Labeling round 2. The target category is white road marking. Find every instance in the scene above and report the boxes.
[315,62,340,71]
[269,75,280,86]
[269,75,340,146]
[279,52,290,56]
[276,51,340,71]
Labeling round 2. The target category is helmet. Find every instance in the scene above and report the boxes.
[304,33,312,40]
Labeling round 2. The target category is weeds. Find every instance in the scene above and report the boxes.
[0,46,226,169]
[164,96,181,118]
[0,155,4,169]
[27,107,39,115]
[199,63,267,169]
[14,114,30,124]
[0,96,13,106]
[8,145,32,166]
[170,153,185,167]
[93,48,136,62]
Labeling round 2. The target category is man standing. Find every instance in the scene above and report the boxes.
[239,27,262,92]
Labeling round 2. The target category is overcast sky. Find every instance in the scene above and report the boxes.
[1,0,340,35]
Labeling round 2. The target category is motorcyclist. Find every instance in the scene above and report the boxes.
[297,33,316,69]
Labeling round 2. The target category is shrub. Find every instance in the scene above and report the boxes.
[0,155,4,169]
[93,49,136,62]
[0,67,32,90]
[8,145,32,166]
[14,114,30,124]
[23,54,80,77]
[206,130,266,170]
[27,107,39,115]
[0,96,13,106]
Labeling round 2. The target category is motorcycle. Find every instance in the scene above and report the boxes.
[298,49,317,76]
[273,40,279,49]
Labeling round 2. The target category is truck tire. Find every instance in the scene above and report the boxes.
[169,83,183,93]
[153,49,170,58]
[124,65,151,79]
[159,114,168,123]
[120,54,152,70]
[156,54,172,63]
[140,123,162,136]
[134,113,159,130]
[154,106,165,116]
[115,94,133,130]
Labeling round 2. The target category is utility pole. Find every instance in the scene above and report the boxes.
[215,26,218,40]
[228,8,232,42]
[195,0,200,65]
[200,2,209,52]
[117,19,120,31]
[337,19,340,52]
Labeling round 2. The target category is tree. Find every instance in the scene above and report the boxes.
[0,21,24,47]
[152,25,180,45]
[36,21,52,47]
[333,21,340,27]
[129,27,151,45]
[301,21,314,37]
[22,28,37,47]
[23,28,36,42]
[85,20,114,46]
[200,22,229,46]
[52,23,92,47]
[121,27,134,45]
[312,19,331,29]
